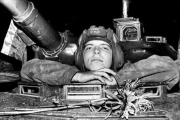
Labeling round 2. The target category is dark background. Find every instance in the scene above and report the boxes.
[0,0,180,53]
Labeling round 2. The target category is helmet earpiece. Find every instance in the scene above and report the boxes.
[74,43,85,71]
[110,33,124,71]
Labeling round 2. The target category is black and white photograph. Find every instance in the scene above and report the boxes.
[0,0,180,119]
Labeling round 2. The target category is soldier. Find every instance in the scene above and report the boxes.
[20,26,124,86]
[21,25,180,90]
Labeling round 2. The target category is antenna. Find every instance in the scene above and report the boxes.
[122,0,130,18]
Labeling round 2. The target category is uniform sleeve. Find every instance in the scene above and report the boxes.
[116,55,179,90]
[20,58,80,85]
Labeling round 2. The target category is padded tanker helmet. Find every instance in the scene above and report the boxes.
[75,25,124,72]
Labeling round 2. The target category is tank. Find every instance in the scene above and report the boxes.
[0,0,179,120]
[0,0,177,66]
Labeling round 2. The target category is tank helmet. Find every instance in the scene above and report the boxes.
[75,25,124,72]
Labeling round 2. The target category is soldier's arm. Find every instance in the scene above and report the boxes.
[72,68,117,86]
[20,59,80,85]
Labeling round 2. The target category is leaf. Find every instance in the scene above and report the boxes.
[128,107,135,115]
[121,110,129,119]
[104,89,120,102]
[130,78,140,90]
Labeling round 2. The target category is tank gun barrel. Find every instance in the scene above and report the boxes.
[0,0,62,52]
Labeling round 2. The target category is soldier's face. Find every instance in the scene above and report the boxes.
[83,40,112,70]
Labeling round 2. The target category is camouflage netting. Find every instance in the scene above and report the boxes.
[0,58,21,92]
[0,60,14,72]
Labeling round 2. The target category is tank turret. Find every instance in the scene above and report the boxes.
[0,0,177,65]
[0,0,78,65]
[113,0,177,63]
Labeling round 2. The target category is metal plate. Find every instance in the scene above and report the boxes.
[63,84,105,100]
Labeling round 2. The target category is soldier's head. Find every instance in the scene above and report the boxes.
[75,26,124,72]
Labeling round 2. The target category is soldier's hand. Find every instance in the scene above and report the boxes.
[86,76,117,86]
[72,68,116,84]
[103,76,117,86]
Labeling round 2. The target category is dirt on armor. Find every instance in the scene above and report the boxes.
[0,91,180,120]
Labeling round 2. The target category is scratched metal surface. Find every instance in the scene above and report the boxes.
[0,90,180,120]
